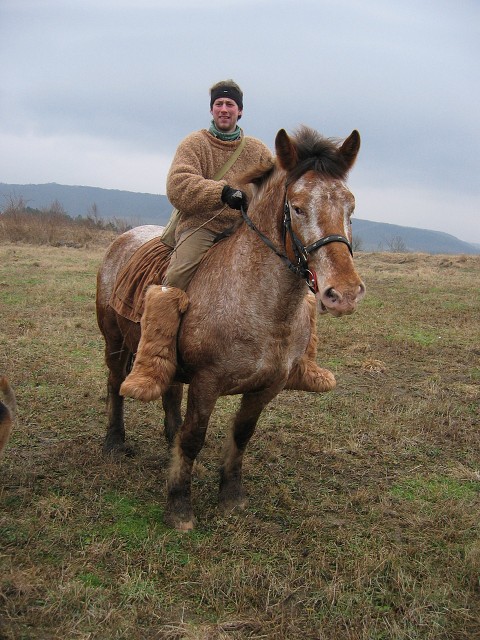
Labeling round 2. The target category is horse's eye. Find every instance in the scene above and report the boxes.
[293,206,304,216]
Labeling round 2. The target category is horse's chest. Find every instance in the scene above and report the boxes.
[181,309,305,380]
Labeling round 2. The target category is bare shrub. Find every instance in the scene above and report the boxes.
[387,234,408,252]
[352,235,364,252]
[0,196,126,247]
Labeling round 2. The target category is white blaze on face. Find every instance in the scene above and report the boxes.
[288,176,355,293]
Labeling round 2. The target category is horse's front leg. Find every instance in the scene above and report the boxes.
[219,387,279,514]
[164,378,218,531]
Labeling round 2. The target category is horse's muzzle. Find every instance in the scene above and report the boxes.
[317,281,366,316]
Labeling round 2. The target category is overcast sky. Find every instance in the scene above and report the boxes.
[1,0,479,243]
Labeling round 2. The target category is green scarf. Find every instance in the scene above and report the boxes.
[209,120,242,141]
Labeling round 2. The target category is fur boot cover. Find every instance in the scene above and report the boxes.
[120,286,189,402]
[285,294,336,393]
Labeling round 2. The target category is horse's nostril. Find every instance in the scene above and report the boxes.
[321,282,365,310]
[323,287,340,303]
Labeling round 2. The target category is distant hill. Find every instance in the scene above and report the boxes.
[351,219,480,255]
[1,182,478,255]
[0,182,173,225]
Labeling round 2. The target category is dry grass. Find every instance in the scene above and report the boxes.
[0,241,479,639]
[0,201,121,247]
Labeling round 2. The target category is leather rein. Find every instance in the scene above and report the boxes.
[240,191,353,294]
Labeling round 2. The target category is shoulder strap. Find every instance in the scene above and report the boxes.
[213,136,247,181]
[160,136,248,248]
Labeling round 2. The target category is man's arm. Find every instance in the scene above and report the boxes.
[166,133,226,215]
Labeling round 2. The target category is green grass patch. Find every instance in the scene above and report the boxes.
[0,290,25,305]
[390,475,480,502]
[98,492,166,547]
[386,326,441,346]
[77,572,106,588]
[470,367,480,381]
[441,300,471,312]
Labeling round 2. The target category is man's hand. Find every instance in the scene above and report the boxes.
[221,185,248,211]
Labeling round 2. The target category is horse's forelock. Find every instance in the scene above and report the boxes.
[286,126,350,184]
[242,127,352,218]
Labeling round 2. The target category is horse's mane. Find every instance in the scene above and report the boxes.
[240,159,275,190]
[242,126,351,193]
[285,126,351,184]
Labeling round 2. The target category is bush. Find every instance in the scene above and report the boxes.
[0,196,128,247]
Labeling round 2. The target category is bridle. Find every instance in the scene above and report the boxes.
[240,190,353,294]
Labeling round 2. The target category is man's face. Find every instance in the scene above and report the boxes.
[211,98,242,133]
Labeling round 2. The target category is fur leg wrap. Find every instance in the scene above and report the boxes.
[285,359,336,392]
[285,294,336,393]
[120,286,189,402]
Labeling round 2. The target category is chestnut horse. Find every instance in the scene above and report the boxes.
[96,126,365,530]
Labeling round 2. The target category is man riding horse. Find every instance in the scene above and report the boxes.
[120,79,335,402]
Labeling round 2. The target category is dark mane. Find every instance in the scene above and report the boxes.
[286,126,350,184]
[243,126,356,193]
[240,159,275,190]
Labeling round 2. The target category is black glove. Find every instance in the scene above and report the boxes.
[221,185,248,211]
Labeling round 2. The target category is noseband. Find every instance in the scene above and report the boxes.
[241,192,353,294]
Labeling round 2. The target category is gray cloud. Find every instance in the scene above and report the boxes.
[1,0,479,242]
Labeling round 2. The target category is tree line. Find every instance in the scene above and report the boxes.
[0,195,130,246]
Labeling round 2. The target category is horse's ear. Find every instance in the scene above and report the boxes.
[275,129,298,171]
[338,130,361,170]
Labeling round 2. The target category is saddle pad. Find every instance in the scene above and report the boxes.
[109,236,172,322]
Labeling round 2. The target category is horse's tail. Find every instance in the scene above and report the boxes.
[0,376,16,457]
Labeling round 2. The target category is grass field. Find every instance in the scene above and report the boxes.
[0,242,479,639]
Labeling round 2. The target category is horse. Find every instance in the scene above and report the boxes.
[0,376,16,458]
[96,126,365,530]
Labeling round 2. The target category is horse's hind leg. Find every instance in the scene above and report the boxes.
[102,338,132,456]
[219,388,278,514]
[162,382,183,447]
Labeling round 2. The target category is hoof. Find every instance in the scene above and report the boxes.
[219,497,248,516]
[164,510,196,532]
[120,376,163,402]
[102,440,135,459]
[219,481,247,515]
[175,519,196,532]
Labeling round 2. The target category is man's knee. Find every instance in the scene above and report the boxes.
[165,229,216,290]
[164,262,196,290]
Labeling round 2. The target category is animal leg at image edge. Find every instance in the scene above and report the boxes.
[0,376,16,457]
